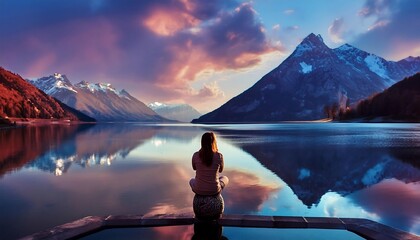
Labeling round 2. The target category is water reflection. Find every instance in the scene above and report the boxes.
[1,123,419,239]
[192,222,228,240]
[211,124,420,207]
[0,124,91,177]
[0,124,162,177]
[350,179,420,233]
[222,170,280,213]
[209,123,420,234]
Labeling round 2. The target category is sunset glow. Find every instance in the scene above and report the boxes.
[0,0,419,113]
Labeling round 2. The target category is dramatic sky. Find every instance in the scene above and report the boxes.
[0,0,419,113]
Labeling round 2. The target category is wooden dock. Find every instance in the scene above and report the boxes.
[21,214,420,240]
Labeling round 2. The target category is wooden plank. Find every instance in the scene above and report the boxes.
[20,214,420,240]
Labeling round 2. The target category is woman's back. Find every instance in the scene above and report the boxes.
[191,151,223,195]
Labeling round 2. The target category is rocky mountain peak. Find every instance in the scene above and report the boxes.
[28,74,166,122]
[292,33,330,57]
[302,33,324,45]
[401,56,420,62]
[28,73,77,94]
[336,43,359,52]
[193,34,420,123]
[76,80,89,86]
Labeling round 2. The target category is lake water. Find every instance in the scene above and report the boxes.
[0,123,419,239]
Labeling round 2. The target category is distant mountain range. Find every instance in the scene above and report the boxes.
[0,67,94,121]
[343,72,420,121]
[28,73,167,122]
[193,33,420,123]
[148,102,201,122]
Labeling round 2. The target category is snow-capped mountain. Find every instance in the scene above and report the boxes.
[0,67,94,121]
[148,102,201,122]
[193,33,420,122]
[28,74,167,122]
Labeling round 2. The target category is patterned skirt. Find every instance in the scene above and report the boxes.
[193,193,224,220]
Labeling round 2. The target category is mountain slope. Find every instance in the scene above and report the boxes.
[0,67,94,121]
[193,33,420,123]
[344,72,420,121]
[148,102,201,122]
[28,74,167,122]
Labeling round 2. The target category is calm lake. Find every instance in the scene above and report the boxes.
[0,123,419,239]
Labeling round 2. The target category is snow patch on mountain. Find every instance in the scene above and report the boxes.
[364,55,389,79]
[29,73,78,95]
[294,34,325,57]
[298,168,311,180]
[118,89,131,100]
[49,80,78,94]
[149,102,201,122]
[300,62,313,74]
[336,43,354,52]
[193,33,420,123]
[28,74,164,122]
[149,101,169,109]
[294,43,313,57]
[76,81,129,98]
[362,162,386,186]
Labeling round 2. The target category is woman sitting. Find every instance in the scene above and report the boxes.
[189,132,229,196]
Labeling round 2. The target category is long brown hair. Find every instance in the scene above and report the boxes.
[199,132,218,166]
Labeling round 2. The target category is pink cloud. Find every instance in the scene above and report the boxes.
[367,19,390,31]
[0,0,278,111]
[352,0,420,60]
[144,3,275,99]
[143,7,199,36]
[222,170,280,213]
[13,18,122,80]
[351,179,420,232]
[26,52,57,77]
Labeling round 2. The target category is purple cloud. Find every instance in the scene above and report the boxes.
[353,0,420,60]
[0,0,274,104]
[358,0,397,18]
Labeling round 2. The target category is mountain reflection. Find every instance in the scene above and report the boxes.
[0,124,91,177]
[213,125,420,208]
[0,124,162,177]
[2,123,419,239]
[243,144,419,207]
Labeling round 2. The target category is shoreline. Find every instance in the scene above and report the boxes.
[1,117,418,129]
[0,117,96,129]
